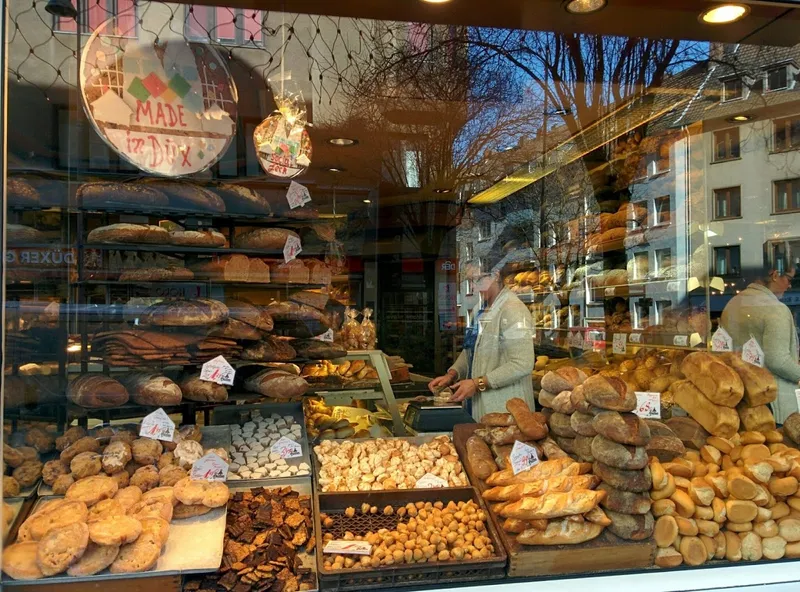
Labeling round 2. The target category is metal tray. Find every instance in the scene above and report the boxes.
[3,496,227,586]
[211,401,312,484]
[311,434,471,493]
[37,425,232,497]
[2,498,29,544]
[314,487,506,591]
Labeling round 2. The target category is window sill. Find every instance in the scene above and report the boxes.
[713,216,743,221]
[772,209,800,216]
[770,147,800,155]
[710,157,742,164]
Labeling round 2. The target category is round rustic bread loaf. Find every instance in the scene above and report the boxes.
[68,375,129,408]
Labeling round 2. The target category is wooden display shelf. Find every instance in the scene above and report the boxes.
[452,423,655,578]
[13,574,182,592]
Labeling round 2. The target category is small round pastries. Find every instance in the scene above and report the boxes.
[42,460,70,486]
[89,515,143,545]
[158,465,187,487]
[13,460,43,487]
[113,486,143,511]
[130,466,160,492]
[174,440,204,469]
[25,428,55,453]
[23,499,88,541]
[142,486,176,507]
[110,533,162,573]
[36,521,89,576]
[2,541,43,580]
[65,475,119,507]
[157,452,175,470]
[87,499,126,523]
[70,451,102,479]
[139,517,170,545]
[3,475,21,497]
[110,430,137,445]
[131,439,163,466]
[128,498,173,522]
[59,436,100,464]
[51,474,75,495]
[3,444,25,468]
[66,542,120,576]
[102,441,132,475]
[173,502,211,520]
[55,426,87,451]
[110,471,130,488]
[173,477,229,508]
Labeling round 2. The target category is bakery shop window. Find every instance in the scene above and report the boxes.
[185,5,265,46]
[54,0,136,35]
[773,115,800,152]
[713,186,742,220]
[653,195,671,226]
[714,245,742,277]
[713,128,741,162]
[721,77,744,102]
[774,178,800,213]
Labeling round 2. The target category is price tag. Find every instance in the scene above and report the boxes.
[711,327,733,352]
[634,392,661,419]
[200,355,235,386]
[139,408,175,442]
[286,181,311,209]
[315,328,334,342]
[271,436,302,459]
[283,235,302,263]
[510,440,540,475]
[629,333,642,344]
[415,473,449,488]
[673,335,688,347]
[323,540,372,556]
[190,452,229,481]
[612,333,627,355]
[743,337,765,367]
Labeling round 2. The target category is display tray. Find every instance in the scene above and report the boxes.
[314,487,506,592]
[37,425,232,497]
[452,423,656,577]
[3,496,226,586]
[210,402,312,484]
[3,498,28,544]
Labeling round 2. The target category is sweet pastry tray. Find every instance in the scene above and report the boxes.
[37,426,232,497]
[3,496,227,586]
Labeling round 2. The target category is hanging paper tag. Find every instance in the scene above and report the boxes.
[283,235,302,263]
[271,436,303,459]
[711,327,733,352]
[612,333,627,355]
[190,452,229,482]
[629,333,642,344]
[510,440,540,475]
[324,540,372,556]
[139,408,175,442]
[286,181,311,209]
[315,328,335,343]
[742,337,765,367]
[673,335,688,347]
[200,355,235,386]
[415,473,448,488]
[634,392,661,419]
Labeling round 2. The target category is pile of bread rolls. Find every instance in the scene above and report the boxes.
[538,367,589,455]
[651,429,800,567]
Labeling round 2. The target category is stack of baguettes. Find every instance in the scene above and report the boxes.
[581,374,655,541]
[481,457,612,545]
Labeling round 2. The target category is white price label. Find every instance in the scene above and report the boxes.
[190,452,229,482]
[673,335,689,347]
[612,332,627,355]
[634,392,661,419]
[629,333,642,344]
[200,355,235,386]
[139,408,175,442]
[415,473,449,488]
[743,337,765,367]
[283,235,302,263]
[286,181,311,209]
[323,540,372,556]
[315,328,334,343]
[711,327,733,352]
[271,436,303,459]
[510,440,540,475]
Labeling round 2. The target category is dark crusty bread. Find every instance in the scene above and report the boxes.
[592,411,651,446]
[241,336,297,362]
[179,375,228,402]
[168,229,226,247]
[225,300,274,331]
[68,375,129,408]
[206,318,262,341]
[289,290,329,311]
[593,461,652,493]
[189,255,250,282]
[118,373,182,406]
[583,374,636,412]
[597,482,653,514]
[233,228,299,250]
[208,183,272,215]
[7,178,40,206]
[118,267,194,281]
[290,339,347,360]
[590,435,648,470]
[78,182,169,209]
[137,179,225,213]
[87,224,169,245]
[8,224,46,243]
[605,509,655,540]
[140,298,228,327]
[244,369,309,399]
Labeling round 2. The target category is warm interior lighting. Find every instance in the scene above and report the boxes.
[434,188,453,194]
[700,4,749,24]
[563,0,607,15]
[729,114,753,122]
[327,138,358,146]
[363,199,372,204]
[421,0,452,3]
[327,167,345,173]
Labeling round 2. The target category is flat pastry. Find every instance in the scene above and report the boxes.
[2,542,43,580]
[22,499,88,541]
[173,477,229,508]
[67,542,120,576]
[65,475,118,506]
[141,486,176,507]
[113,486,143,511]
[89,515,143,545]
[128,498,173,522]
[109,532,162,574]
[173,502,211,520]
[36,521,89,576]
[139,517,170,545]
[87,499,126,523]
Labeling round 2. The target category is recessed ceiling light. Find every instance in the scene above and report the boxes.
[421,0,451,3]
[700,4,749,24]
[363,199,371,204]
[434,188,453,194]
[327,137,358,146]
[563,0,607,15]
[729,114,753,122]
[326,167,345,173]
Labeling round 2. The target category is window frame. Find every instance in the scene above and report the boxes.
[713,246,742,277]
[721,77,744,103]
[765,65,789,92]
[185,5,266,46]
[712,127,741,162]
[53,0,138,36]
[772,115,800,153]
[773,178,800,214]
[477,219,492,242]
[713,186,742,220]
[653,195,671,226]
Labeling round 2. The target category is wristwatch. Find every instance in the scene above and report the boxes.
[475,376,489,392]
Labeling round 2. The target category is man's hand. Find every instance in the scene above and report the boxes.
[449,379,478,403]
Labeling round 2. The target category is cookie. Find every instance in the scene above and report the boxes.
[110,430,137,445]
[41,459,70,486]
[173,477,230,508]
[36,521,89,576]
[24,499,88,540]
[110,470,130,488]
[2,541,43,580]
[131,438,163,465]
[3,443,25,468]
[25,428,55,454]
[113,486,143,511]
[59,436,100,464]
[128,498,173,522]
[130,465,160,492]
[139,517,170,545]
[3,475,21,497]
[102,441,132,475]
[87,499,126,523]
[65,474,118,506]
[157,451,175,470]
[71,451,102,479]
[173,502,212,520]
[158,465,187,487]
[66,542,120,576]
[142,486,176,506]
[109,532,161,573]
[51,474,75,495]
[13,460,43,487]
[174,440,203,469]
[89,515,143,545]
[55,426,87,451]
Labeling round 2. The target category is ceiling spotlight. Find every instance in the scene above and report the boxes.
[700,4,749,24]
[45,0,77,18]
[434,188,453,194]
[563,0,607,15]
[327,137,358,147]
[421,0,452,3]
[729,114,753,122]
[326,167,345,173]
[363,199,372,204]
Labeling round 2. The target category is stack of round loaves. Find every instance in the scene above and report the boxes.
[539,367,588,456]
[582,374,655,541]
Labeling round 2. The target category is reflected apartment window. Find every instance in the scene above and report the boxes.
[774,116,800,152]
[654,195,671,226]
[722,78,743,102]
[766,66,789,92]
[464,242,474,261]
[55,0,137,35]
[713,186,742,219]
[186,6,265,45]
[477,220,492,242]
[714,246,741,277]
[713,128,740,161]
[774,178,800,213]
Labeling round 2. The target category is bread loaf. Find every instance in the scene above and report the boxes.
[499,489,606,520]
[573,435,595,462]
[118,267,194,282]
[480,413,516,427]
[289,339,347,360]
[79,181,169,209]
[118,373,182,406]
[485,457,578,487]
[570,411,597,437]
[137,179,226,213]
[86,223,169,245]
[68,375,129,408]
[655,547,684,568]
[583,375,636,412]
[721,353,778,406]
[516,519,604,546]
[680,352,744,407]
[306,259,332,285]
[540,367,586,393]
[671,380,739,438]
[478,426,529,446]
[233,228,300,250]
[784,413,800,444]
[549,412,577,438]
[482,474,600,502]
[168,229,226,247]
[737,404,776,432]
[655,515,679,548]
[268,259,310,284]
[646,435,686,462]
[538,437,570,460]
[190,254,250,282]
[570,384,592,414]
[466,436,497,480]
[592,411,650,446]
[664,417,709,450]
[591,435,648,470]
[505,398,549,440]
[208,183,271,215]
[680,535,708,566]
[605,509,654,541]
[537,389,557,409]
[179,375,228,403]
[241,337,297,362]
[597,482,652,514]
[243,370,309,399]
[289,290,329,311]
[226,300,274,332]
[141,298,228,327]
[551,391,577,415]
[593,461,652,492]
[207,318,262,341]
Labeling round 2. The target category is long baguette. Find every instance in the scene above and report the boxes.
[499,489,606,520]
[485,457,578,487]
[517,519,605,545]
[482,474,600,502]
